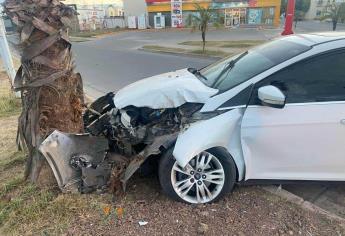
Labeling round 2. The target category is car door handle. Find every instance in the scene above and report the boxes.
[340,119,345,125]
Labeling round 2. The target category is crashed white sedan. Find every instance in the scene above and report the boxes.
[40,32,345,204]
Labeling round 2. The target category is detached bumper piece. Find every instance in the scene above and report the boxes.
[39,130,111,193]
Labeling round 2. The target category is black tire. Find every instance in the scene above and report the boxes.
[158,147,237,204]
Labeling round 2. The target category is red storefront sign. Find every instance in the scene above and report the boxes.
[248,0,257,7]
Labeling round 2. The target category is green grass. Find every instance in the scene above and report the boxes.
[0,94,21,118]
[142,45,231,58]
[0,152,26,171]
[142,45,187,53]
[0,177,24,198]
[0,78,21,118]
[70,28,124,38]
[189,49,231,57]
[179,40,265,48]
[70,37,92,43]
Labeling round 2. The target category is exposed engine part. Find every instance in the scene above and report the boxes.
[83,92,115,128]
[86,113,111,136]
[71,155,112,193]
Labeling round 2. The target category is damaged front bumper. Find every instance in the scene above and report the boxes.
[39,130,110,193]
[39,91,219,194]
[39,130,178,193]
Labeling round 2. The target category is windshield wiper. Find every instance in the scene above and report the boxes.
[212,51,248,87]
[188,67,208,81]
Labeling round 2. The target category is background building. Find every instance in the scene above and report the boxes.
[305,0,332,20]
[123,0,148,20]
[123,0,148,28]
[64,0,125,30]
[305,0,345,20]
[145,0,281,28]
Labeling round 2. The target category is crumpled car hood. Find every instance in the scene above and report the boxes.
[113,68,219,109]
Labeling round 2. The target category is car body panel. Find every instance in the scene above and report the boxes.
[201,39,345,113]
[175,37,345,182]
[173,109,246,181]
[241,102,345,181]
[113,68,218,109]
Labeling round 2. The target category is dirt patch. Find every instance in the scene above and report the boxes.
[66,176,345,236]
[0,132,344,235]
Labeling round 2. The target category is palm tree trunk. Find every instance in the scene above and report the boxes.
[202,31,206,53]
[4,0,84,184]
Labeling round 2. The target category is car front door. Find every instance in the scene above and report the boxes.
[241,49,345,181]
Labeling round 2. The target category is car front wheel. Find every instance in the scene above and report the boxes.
[159,148,237,204]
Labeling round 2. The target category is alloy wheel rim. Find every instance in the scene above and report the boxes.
[171,151,225,204]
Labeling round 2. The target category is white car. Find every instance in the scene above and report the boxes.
[41,32,345,204]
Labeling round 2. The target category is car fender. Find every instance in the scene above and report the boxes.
[173,109,245,181]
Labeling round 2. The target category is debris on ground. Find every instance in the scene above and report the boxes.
[197,222,209,234]
[138,221,148,226]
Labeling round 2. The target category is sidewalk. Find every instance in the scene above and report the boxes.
[283,183,345,219]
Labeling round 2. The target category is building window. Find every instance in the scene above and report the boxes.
[247,8,274,25]
[248,8,263,24]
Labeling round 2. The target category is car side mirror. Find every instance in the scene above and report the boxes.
[258,85,286,109]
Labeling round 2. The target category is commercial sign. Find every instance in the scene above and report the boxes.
[171,0,183,28]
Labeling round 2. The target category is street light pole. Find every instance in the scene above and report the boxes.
[282,0,295,35]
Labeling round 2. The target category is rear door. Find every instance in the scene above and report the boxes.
[241,49,345,181]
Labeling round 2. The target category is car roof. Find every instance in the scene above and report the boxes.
[279,32,345,47]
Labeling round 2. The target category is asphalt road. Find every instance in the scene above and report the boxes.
[73,34,216,98]
[72,26,282,98]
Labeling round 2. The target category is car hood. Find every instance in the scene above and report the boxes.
[113,68,219,109]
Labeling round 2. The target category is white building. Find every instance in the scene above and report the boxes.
[305,0,345,20]
[64,0,125,30]
[123,0,148,28]
[123,0,147,19]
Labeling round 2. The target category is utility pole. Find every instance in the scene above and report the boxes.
[282,0,295,35]
[0,15,19,96]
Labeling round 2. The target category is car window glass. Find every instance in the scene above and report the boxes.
[252,50,345,104]
[200,40,311,92]
[215,51,275,91]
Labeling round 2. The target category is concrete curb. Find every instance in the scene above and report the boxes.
[138,47,222,60]
[262,185,345,223]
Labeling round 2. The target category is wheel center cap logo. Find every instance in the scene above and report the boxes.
[194,173,201,180]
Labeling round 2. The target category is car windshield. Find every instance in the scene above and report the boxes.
[198,39,312,92]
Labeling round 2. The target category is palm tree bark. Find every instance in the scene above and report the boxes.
[4,0,84,183]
